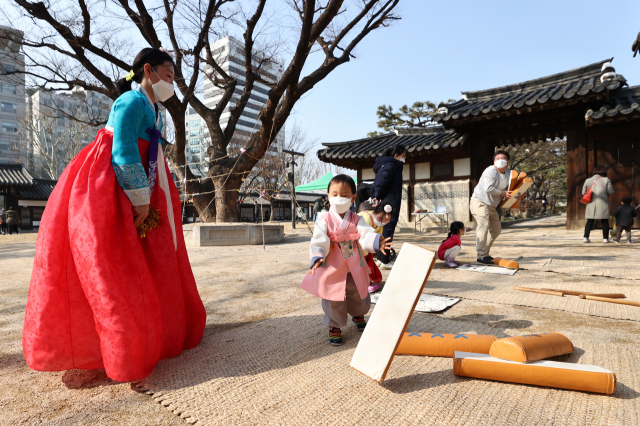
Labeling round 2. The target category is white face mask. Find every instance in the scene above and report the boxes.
[397,157,406,163]
[373,217,386,227]
[152,69,175,102]
[329,196,352,214]
[494,159,508,169]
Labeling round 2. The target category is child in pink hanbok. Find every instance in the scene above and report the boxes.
[302,175,392,346]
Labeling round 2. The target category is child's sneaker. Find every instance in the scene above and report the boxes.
[583,238,591,243]
[368,284,379,293]
[329,327,343,346]
[444,257,458,268]
[352,315,367,331]
[627,240,632,244]
[614,239,620,244]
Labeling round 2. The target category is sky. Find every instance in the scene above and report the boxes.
[291,0,640,151]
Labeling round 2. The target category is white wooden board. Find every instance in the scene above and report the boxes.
[350,243,436,382]
[501,180,533,208]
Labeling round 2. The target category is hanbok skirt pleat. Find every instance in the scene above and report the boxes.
[22,129,206,382]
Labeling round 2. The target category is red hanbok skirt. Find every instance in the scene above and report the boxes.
[22,129,206,382]
[365,253,382,283]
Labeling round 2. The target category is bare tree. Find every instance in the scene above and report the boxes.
[16,96,96,179]
[4,0,400,222]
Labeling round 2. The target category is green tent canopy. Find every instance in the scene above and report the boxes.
[295,171,357,192]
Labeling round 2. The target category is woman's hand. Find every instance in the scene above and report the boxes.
[309,258,324,276]
[379,236,393,255]
[133,204,150,228]
[501,190,513,199]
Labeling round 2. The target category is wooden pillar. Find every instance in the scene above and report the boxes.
[566,121,588,230]
[356,167,362,185]
[408,162,415,222]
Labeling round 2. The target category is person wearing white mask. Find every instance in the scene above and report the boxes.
[23,48,206,383]
[469,150,526,264]
[357,200,395,293]
[302,175,393,346]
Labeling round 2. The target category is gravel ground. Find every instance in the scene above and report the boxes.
[0,216,638,425]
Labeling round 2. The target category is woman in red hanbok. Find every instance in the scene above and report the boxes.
[23,48,206,382]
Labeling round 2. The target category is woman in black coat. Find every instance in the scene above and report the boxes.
[370,145,406,267]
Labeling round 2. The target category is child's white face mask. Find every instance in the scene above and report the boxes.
[373,217,385,227]
[329,196,352,214]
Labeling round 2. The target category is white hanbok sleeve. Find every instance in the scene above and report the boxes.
[309,212,331,268]
[357,215,381,254]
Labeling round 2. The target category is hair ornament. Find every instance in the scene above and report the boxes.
[384,205,392,213]
[125,70,135,82]
[159,47,168,53]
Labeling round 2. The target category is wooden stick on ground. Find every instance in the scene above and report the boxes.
[583,295,640,307]
[541,288,591,297]
[514,287,564,297]
[578,293,626,299]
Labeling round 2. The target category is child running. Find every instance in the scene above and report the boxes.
[437,221,465,268]
[613,196,637,244]
[357,201,394,293]
[302,174,393,346]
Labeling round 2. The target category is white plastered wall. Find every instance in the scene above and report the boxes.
[454,158,471,177]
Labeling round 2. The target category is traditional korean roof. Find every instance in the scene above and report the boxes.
[586,85,640,126]
[0,164,34,187]
[318,127,468,167]
[434,59,626,125]
[19,179,57,199]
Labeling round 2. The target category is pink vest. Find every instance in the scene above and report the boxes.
[301,211,371,302]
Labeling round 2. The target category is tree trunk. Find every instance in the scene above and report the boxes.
[212,174,242,222]
[269,198,276,222]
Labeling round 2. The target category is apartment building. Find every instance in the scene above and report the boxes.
[0,26,25,165]
[184,36,285,175]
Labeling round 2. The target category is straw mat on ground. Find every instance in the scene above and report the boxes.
[427,268,640,322]
[137,305,640,426]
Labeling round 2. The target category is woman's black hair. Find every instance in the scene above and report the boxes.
[327,174,357,194]
[592,166,606,176]
[382,144,407,158]
[372,200,393,215]
[443,221,465,241]
[115,48,175,96]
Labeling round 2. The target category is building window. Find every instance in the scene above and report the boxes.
[0,83,17,95]
[0,63,16,74]
[191,146,200,153]
[432,162,453,178]
[43,99,53,107]
[191,119,200,128]
[189,138,200,145]
[211,45,225,55]
[1,102,16,113]
[1,121,17,133]
[190,129,199,137]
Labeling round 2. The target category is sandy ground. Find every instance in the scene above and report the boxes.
[0,216,639,425]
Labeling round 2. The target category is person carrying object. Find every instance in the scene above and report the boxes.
[582,166,615,243]
[469,150,525,264]
[438,221,465,268]
[613,196,637,244]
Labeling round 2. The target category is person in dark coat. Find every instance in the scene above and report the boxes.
[5,206,20,235]
[370,144,406,268]
[613,196,637,243]
[313,195,328,223]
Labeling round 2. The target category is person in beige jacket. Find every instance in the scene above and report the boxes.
[582,166,615,243]
[469,150,526,264]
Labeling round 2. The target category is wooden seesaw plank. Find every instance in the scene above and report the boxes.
[514,287,564,297]
[350,243,436,382]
